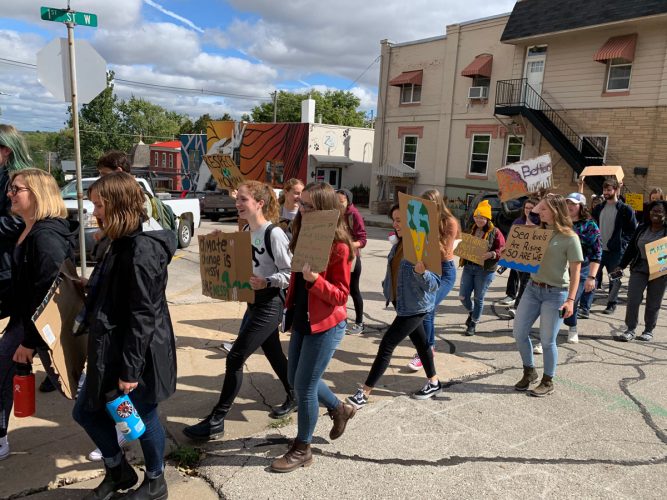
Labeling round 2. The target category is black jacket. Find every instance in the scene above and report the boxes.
[0,168,26,317]
[11,217,78,349]
[83,227,177,410]
[619,222,667,271]
[592,200,637,254]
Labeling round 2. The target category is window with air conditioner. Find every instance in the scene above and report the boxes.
[468,86,489,99]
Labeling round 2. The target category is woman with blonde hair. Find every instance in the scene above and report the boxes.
[279,178,305,222]
[72,172,177,499]
[184,180,294,440]
[1,168,77,461]
[408,189,460,371]
[512,194,583,397]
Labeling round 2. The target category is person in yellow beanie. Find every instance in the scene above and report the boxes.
[458,200,506,335]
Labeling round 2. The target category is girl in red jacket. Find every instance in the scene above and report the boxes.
[271,182,356,473]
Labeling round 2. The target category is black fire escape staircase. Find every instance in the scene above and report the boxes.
[495,79,604,193]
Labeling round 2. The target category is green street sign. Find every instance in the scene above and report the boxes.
[40,7,98,27]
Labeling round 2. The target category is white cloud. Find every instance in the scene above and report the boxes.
[143,0,203,33]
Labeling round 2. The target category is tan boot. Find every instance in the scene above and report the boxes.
[328,402,356,440]
[270,440,313,473]
[530,375,554,397]
[514,366,539,391]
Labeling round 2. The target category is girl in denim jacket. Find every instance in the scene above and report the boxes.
[347,204,441,409]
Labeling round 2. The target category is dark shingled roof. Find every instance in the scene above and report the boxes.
[501,0,667,42]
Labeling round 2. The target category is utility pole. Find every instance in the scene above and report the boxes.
[272,91,278,123]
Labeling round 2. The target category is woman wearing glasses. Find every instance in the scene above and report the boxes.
[0,169,77,461]
[271,182,354,472]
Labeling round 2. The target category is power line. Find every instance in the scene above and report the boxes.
[347,55,381,89]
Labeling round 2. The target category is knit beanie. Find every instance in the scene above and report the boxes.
[474,200,492,220]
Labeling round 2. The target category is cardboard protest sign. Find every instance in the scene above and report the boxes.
[291,210,339,273]
[204,154,245,189]
[453,233,488,266]
[625,193,644,212]
[398,192,441,273]
[199,231,254,303]
[580,165,624,183]
[646,236,667,281]
[496,153,552,202]
[32,260,87,400]
[499,225,554,273]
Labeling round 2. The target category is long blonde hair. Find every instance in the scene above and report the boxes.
[540,193,575,235]
[239,180,280,223]
[10,168,67,220]
[89,172,147,240]
[421,189,460,256]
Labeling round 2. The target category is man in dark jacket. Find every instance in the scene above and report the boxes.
[580,177,637,316]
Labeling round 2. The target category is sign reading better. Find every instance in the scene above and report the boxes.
[199,231,254,303]
[499,225,554,273]
[496,153,552,202]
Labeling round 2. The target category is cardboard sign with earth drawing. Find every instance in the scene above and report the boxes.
[496,153,553,202]
[398,192,441,273]
[499,225,554,273]
[205,154,245,189]
[199,231,254,303]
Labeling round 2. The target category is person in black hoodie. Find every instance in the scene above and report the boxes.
[0,168,77,461]
[613,200,667,342]
[72,172,177,500]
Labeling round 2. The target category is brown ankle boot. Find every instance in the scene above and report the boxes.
[530,375,554,397]
[328,402,356,440]
[270,440,313,473]
[514,366,539,391]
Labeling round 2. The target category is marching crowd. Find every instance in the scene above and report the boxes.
[0,123,665,498]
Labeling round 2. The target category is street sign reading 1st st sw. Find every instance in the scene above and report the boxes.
[40,7,98,27]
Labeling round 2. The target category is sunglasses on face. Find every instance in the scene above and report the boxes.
[8,185,29,195]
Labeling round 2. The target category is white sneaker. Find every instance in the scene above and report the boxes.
[567,327,579,344]
[87,429,129,461]
[533,343,543,355]
[0,436,9,461]
[498,296,516,306]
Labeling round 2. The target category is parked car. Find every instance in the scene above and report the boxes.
[200,189,238,221]
[62,177,201,261]
[461,192,527,237]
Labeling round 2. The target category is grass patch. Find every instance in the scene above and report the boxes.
[268,415,293,429]
[169,445,202,470]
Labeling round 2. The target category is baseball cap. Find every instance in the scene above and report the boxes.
[566,192,586,205]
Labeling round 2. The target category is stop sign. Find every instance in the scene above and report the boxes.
[36,38,107,104]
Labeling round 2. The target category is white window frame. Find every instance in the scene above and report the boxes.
[606,59,632,92]
[154,152,159,167]
[505,135,524,165]
[400,84,422,104]
[469,134,491,176]
[402,135,418,169]
[169,154,174,168]
[161,152,166,168]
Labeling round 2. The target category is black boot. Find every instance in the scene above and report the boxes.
[269,390,297,419]
[123,472,168,500]
[182,407,228,440]
[39,376,56,393]
[84,456,138,500]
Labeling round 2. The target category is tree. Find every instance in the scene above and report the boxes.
[118,96,185,143]
[180,113,233,134]
[250,90,366,126]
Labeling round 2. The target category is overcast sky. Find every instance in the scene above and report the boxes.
[0,0,516,131]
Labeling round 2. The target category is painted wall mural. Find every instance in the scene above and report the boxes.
[179,133,206,191]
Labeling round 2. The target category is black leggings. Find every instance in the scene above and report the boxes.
[350,257,363,324]
[365,313,435,388]
[216,294,290,410]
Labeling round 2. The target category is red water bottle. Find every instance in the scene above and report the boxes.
[13,363,35,418]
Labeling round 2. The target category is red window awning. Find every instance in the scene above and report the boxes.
[461,54,493,78]
[594,34,637,63]
[388,70,423,86]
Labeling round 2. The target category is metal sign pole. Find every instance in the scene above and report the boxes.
[66,21,87,277]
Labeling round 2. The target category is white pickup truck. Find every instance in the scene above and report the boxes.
[61,177,201,257]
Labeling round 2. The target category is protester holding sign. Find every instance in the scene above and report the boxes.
[346,204,441,411]
[458,200,505,336]
[0,169,77,462]
[512,194,582,397]
[562,193,602,343]
[184,181,294,441]
[71,172,177,499]
[271,183,355,473]
[408,189,460,371]
[613,200,667,342]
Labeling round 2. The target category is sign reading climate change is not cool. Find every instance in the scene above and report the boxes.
[499,225,554,273]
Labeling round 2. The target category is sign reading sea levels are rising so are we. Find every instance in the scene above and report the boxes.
[199,232,254,303]
[41,7,98,27]
[499,225,554,273]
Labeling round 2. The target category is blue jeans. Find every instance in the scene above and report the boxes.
[288,320,346,444]
[564,264,589,328]
[73,381,165,475]
[580,250,621,312]
[458,264,495,323]
[513,282,568,377]
[423,260,457,347]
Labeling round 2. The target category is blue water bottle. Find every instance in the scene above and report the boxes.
[105,391,146,441]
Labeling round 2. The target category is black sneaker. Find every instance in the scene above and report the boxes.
[346,388,368,409]
[412,380,442,400]
[39,376,56,393]
[465,313,473,328]
[602,304,616,315]
[465,323,476,336]
[577,309,590,319]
